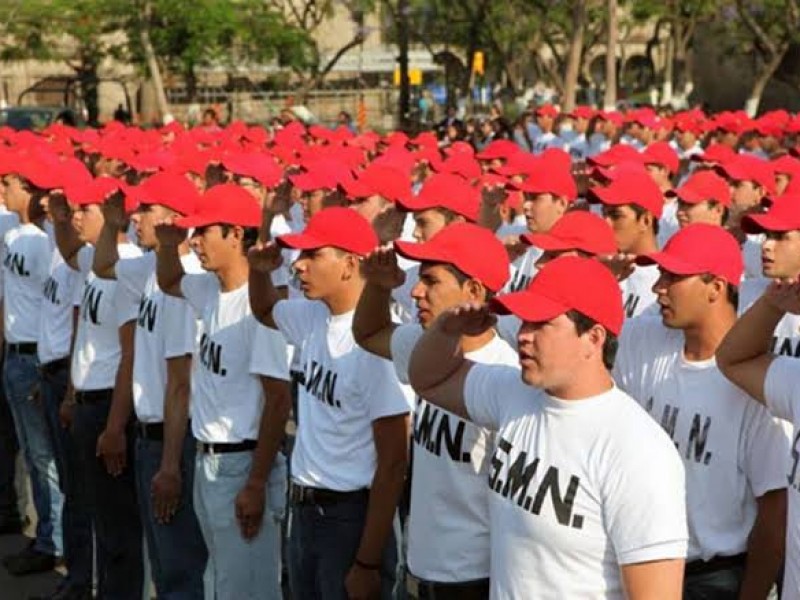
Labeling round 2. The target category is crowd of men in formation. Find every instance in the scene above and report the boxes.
[1,102,800,600]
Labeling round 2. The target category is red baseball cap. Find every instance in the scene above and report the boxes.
[397,173,480,221]
[435,153,482,181]
[666,170,731,206]
[716,154,775,195]
[277,206,377,256]
[289,159,354,192]
[174,184,261,229]
[129,171,199,216]
[394,222,509,292]
[567,106,595,120]
[636,223,743,285]
[642,141,679,175]
[341,163,411,203]
[222,152,283,188]
[522,211,616,255]
[508,162,577,201]
[741,193,800,233]
[772,154,800,177]
[534,104,559,118]
[65,176,136,213]
[588,169,665,218]
[476,140,520,161]
[491,255,624,336]
[587,144,642,168]
[691,143,736,165]
[493,151,539,177]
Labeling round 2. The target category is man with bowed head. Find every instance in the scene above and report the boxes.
[406,255,688,599]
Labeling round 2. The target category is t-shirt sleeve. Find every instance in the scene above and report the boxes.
[603,420,689,564]
[76,245,94,275]
[389,323,424,384]
[464,364,520,431]
[270,265,290,288]
[116,254,154,299]
[272,299,321,347]
[71,271,85,307]
[740,401,791,497]
[113,280,141,327]
[163,296,197,359]
[764,356,800,423]
[180,273,217,316]
[249,322,290,381]
[357,350,413,421]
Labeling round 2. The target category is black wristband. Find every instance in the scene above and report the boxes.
[354,557,381,571]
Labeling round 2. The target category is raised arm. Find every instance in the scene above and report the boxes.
[408,303,493,419]
[352,247,405,360]
[49,192,83,270]
[92,192,127,280]
[247,241,284,329]
[154,220,188,297]
[716,281,800,403]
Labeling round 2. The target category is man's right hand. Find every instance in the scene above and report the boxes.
[765,279,800,315]
[597,253,637,282]
[151,467,182,524]
[154,218,186,247]
[49,193,72,225]
[437,302,497,337]
[362,247,406,290]
[247,241,284,273]
[101,192,127,229]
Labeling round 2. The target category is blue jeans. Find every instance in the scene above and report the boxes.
[3,349,63,555]
[0,354,20,524]
[288,490,397,600]
[135,433,207,599]
[39,361,93,590]
[194,449,286,599]
[683,564,744,599]
[71,395,143,599]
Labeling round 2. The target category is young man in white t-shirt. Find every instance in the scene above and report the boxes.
[588,168,664,317]
[738,196,800,358]
[716,284,800,600]
[406,255,688,599]
[155,183,290,599]
[91,172,208,599]
[670,170,732,230]
[52,176,145,599]
[614,223,789,598]
[352,222,517,598]
[248,207,412,600]
[0,161,64,575]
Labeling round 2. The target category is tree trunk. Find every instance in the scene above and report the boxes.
[140,0,171,124]
[562,0,587,112]
[660,26,674,106]
[604,0,618,110]
[746,46,788,117]
[397,0,411,130]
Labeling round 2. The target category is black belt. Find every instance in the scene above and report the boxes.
[136,421,164,441]
[7,342,37,355]
[685,553,747,577]
[74,389,113,405]
[39,357,70,375]
[409,575,490,600]
[197,440,257,454]
[288,482,369,506]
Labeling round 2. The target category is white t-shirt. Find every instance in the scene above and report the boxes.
[181,273,289,443]
[620,264,659,318]
[37,245,84,364]
[743,235,763,281]
[764,358,800,600]
[740,278,800,358]
[503,247,541,294]
[658,201,680,248]
[2,223,51,344]
[117,252,203,423]
[391,324,518,582]
[390,264,418,325]
[531,132,567,155]
[464,367,688,599]
[71,243,143,391]
[273,299,412,491]
[0,209,20,302]
[567,133,590,161]
[614,316,790,561]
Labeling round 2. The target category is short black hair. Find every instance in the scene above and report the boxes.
[438,262,496,303]
[205,163,228,188]
[699,273,739,310]
[629,203,659,236]
[219,224,259,254]
[565,309,618,370]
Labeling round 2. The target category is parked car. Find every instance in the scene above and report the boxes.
[0,106,84,131]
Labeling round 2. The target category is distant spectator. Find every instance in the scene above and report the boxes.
[338,111,357,133]
[113,103,131,125]
[201,107,222,132]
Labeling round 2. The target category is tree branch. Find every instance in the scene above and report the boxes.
[735,0,777,58]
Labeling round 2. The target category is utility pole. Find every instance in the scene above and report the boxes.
[604,0,618,111]
[397,0,411,131]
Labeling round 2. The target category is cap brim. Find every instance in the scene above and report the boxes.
[522,232,572,252]
[393,239,455,267]
[667,187,704,204]
[489,290,567,323]
[586,185,625,206]
[174,214,216,229]
[275,232,325,251]
[340,179,373,200]
[289,173,323,192]
[394,196,434,213]
[740,212,794,234]
[635,251,703,275]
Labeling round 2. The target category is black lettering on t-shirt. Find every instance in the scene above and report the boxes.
[772,336,800,358]
[137,296,158,332]
[43,277,59,305]
[623,293,640,318]
[788,431,800,492]
[508,271,532,293]
[659,403,680,446]
[303,360,340,408]
[3,251,29,277]
[489,436,585,529]
[199,333,227,376]
[80,283,102,324]
[686,413,712,465]
[413,402,471,462]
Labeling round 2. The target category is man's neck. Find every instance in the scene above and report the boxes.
[323,282,364,316]
[682,311,736,361]
[545,364,615,401]
[628,235,658,255]
[215,257,249,292]
[460,329,496,354]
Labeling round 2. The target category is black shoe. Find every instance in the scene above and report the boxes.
[3,538,34,566]
[5,544,56,576]
[0,515,24,535]
[30,585,92,600]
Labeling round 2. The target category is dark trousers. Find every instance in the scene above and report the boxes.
[683,564,745,599]
[39,362,93,590]
[135,434,207,600]
[71,395,143,600]
[288,492,397,600]
[0,353,19,523]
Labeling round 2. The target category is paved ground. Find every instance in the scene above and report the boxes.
[0,523,63,600]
